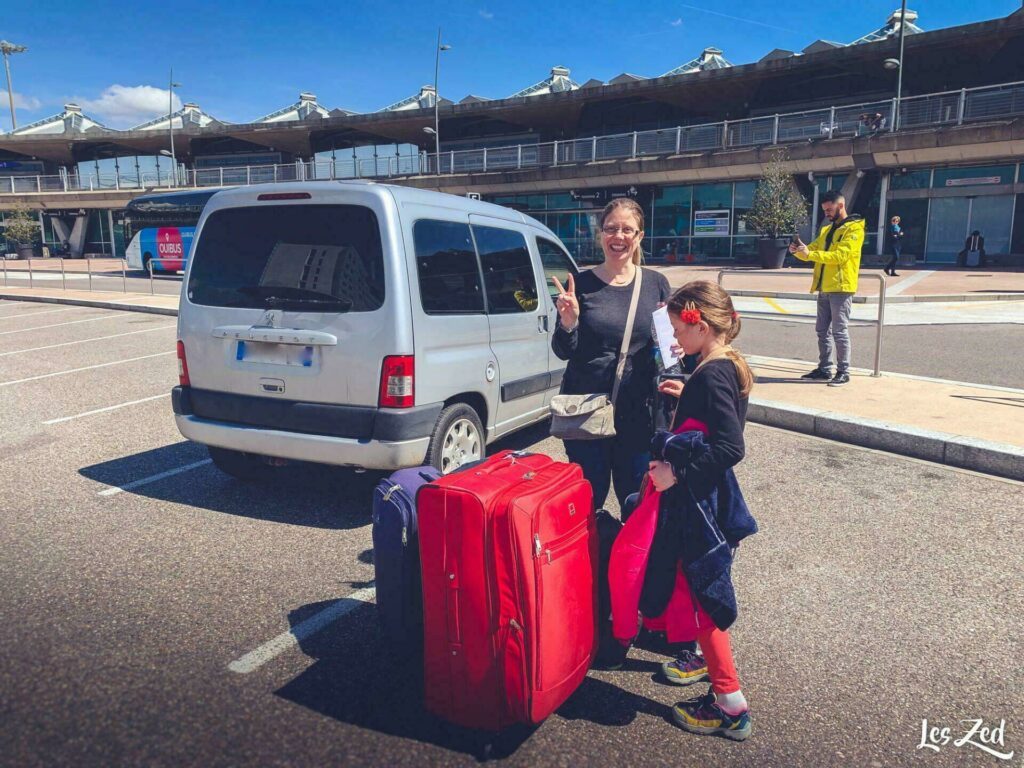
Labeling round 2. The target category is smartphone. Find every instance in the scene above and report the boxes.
[791,234,804,246]
[658,372,689,384]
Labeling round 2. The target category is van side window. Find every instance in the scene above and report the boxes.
[413,220,485,314]
[472,225,539,314]
[536,237,579,302]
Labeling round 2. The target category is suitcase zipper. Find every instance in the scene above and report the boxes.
[536,523,589,566]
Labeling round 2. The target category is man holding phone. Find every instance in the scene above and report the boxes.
[789,190,865,387]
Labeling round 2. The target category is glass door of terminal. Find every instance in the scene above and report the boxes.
[925,195,1014,262]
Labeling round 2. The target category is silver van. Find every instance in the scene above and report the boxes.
[172,181,580,479]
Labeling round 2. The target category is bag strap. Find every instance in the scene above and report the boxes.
[610,267,643,405]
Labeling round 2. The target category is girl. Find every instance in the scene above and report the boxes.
[647,280,757,741]
[551,198,671,512]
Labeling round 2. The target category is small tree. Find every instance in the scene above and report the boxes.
[3,202,40,245]
[746,152,809,240]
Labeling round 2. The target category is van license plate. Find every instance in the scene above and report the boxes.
[236,341,314,367]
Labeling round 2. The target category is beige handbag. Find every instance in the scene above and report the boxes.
[550,268,643,440]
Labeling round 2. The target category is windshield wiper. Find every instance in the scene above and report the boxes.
[236,285,353,311]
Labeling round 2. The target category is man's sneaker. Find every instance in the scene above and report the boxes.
[801,367,833,381]
[672,687,752,741]
[828,371,851,387]
[660,649,709,686]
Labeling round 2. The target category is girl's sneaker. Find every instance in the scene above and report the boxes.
[660,649,709,686]
[671,687,751,741]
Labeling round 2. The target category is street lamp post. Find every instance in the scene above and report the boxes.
[432,29,451,175]
[884,0,909,132]
[1,40,28,131]
[168,69,181,186]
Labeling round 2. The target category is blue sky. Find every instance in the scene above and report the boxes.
[3,0,1020,129]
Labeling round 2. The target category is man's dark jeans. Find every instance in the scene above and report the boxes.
[564,436,650,512]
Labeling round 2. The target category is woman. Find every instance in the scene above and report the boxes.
[550,198,671,512]
[885,215,903,276]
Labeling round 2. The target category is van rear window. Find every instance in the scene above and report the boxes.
[187,204,385,312]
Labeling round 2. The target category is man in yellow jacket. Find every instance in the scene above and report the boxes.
[789,190,864,387]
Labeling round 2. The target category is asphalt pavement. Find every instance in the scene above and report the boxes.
[1,301,1021,767]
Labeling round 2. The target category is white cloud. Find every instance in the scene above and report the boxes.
[479,9,494,19]
[0,90,42,110]
[670,18,683,26]
[76,84,183,128]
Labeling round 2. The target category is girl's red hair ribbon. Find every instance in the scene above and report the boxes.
[679,308,702,324]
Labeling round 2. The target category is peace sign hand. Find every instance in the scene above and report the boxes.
[550,273,580,330]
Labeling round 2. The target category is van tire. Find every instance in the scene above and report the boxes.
[208,446,272,481]
[425,403,485,474]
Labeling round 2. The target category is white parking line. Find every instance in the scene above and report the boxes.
[0,325,176,357]
[97,458,213,497]
[43,393,169,425]
[228,586,377,674]
[0,351,173,388]
[0,307,77,320]
[0,314,124,336]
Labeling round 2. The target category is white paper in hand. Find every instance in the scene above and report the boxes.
[652,306,679,369]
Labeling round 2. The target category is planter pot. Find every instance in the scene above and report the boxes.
[757,238,789,269]
[15,243,35,260]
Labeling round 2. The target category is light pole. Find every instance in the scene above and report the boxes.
[168,69,181,185]
[1,40,28,131]
[884,0,909,132]
[432,29,451,174]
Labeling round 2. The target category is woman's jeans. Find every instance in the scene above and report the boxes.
[564,436,650,512]
[885,243,901,273]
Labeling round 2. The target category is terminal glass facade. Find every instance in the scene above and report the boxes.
[886,163,1021,263]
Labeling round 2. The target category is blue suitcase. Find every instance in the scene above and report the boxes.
[371,466,442,646]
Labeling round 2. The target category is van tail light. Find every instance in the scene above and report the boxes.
[379,355,414,408]
[177,340,191,387]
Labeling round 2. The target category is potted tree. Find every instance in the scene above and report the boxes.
[3,203,40,260]
[747,153,809,269]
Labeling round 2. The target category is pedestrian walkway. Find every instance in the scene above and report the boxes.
[3,282,1022,481]
[654,264,1024,303]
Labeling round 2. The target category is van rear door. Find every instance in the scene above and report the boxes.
[181,199,399,410]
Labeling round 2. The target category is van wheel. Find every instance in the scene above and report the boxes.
[208,446,273,481]
[426,404,485,474]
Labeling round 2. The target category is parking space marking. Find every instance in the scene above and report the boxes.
[97,458,213,497]
[0,351,173,388]
[43,393,169,425]
[0,314,125,336]
[0,307,78,321]
[0,325,176,357]
[228,586,377,674]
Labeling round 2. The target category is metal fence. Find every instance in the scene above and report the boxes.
[3,80,1024,195]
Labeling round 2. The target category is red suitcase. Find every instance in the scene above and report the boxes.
[417,450,597,731]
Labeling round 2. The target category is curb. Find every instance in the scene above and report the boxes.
[749,398,1024,482]
[0,292,178,317]
[728,289,1024,304]
[5,292,1021,483]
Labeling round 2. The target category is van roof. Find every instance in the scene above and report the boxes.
[208,181,555,237]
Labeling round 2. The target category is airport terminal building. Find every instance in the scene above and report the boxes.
[2,7,1023,265]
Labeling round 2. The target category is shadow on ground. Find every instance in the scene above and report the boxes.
[278,598,670,762]
[78,442,378,530]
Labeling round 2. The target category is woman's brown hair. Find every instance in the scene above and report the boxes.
[666,280,754,396]
[599,198,645,265]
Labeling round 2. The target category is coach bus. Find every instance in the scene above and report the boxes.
[124,190,219,273]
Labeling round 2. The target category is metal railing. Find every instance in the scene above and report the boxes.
[717,269,887,377]
[1,257,131,293]
[2,80,1023,195]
